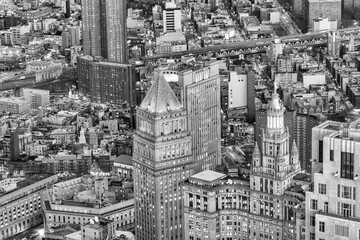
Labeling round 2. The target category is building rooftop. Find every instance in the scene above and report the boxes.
[0,172,54,198]
[0,97,28,104]
[139,71,183,114]
[114,155,132,166]
[190,170,226,182]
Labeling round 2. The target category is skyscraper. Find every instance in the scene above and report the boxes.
[178,61,221,173]
[183,91,304,240]
[133,71,194,240]
[77,56,136,105]
[306,119,360,240]
[295,113,320,173]
[79,0,131,105]
[81,0,127,63]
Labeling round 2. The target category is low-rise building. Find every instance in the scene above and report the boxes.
[112,155,133,179]
[50,128,76,145]
[0,173,58,239]
[22,88,50,109]
[42,174,135,237]
[0,97,30,115]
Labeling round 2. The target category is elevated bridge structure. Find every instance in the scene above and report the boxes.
[142,27,360,65]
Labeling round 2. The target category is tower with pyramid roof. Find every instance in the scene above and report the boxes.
[133,70,193,240]
[251,90,301,195]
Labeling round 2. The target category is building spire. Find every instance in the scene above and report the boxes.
[291,140,298,155]
[253,142,260,157]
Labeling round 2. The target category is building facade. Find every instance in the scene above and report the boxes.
[306,119,360,240]
[77,56,136,106]
[0,173,58,240]
[81,0,127,63]
[295,114,320,173]
[0,97,30,115]
[22,88,50,109]
[228,70,247,110]
[163,2,181,33]
[305,0,341,31]
[42,174,135,235]
[179,61,221,173]
[133,71,194,240]
[183,91,305,240]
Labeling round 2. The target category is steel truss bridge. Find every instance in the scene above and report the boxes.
[142,27,360,65]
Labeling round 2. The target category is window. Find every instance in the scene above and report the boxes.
[310,199,318,210]
[319,140,323,163]
[324,202,328,213]
[337,202,354,218]
[310,216,315,226]
[330,149,334,161]
[319,221,325,232]
[310,233,315,240]
[318,183,326,194]
[341,152,354,179]
[342,186,352,199]
[335,225,349,237]
[338,185,356,200]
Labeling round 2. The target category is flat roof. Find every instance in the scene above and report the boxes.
[114,155,132,166]
[191,170,226,182]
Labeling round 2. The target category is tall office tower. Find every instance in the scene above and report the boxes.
[306,119,360,240]
[82,0,101,57]
[246,71,256,123]
[183,92,304,240]
[163,2,181,33]
[82,0,127,63]
[305,0,341,31]
[178,61,221,173]
[77,56,136,106]
[295,114,320,173]
[133,71,194,240]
